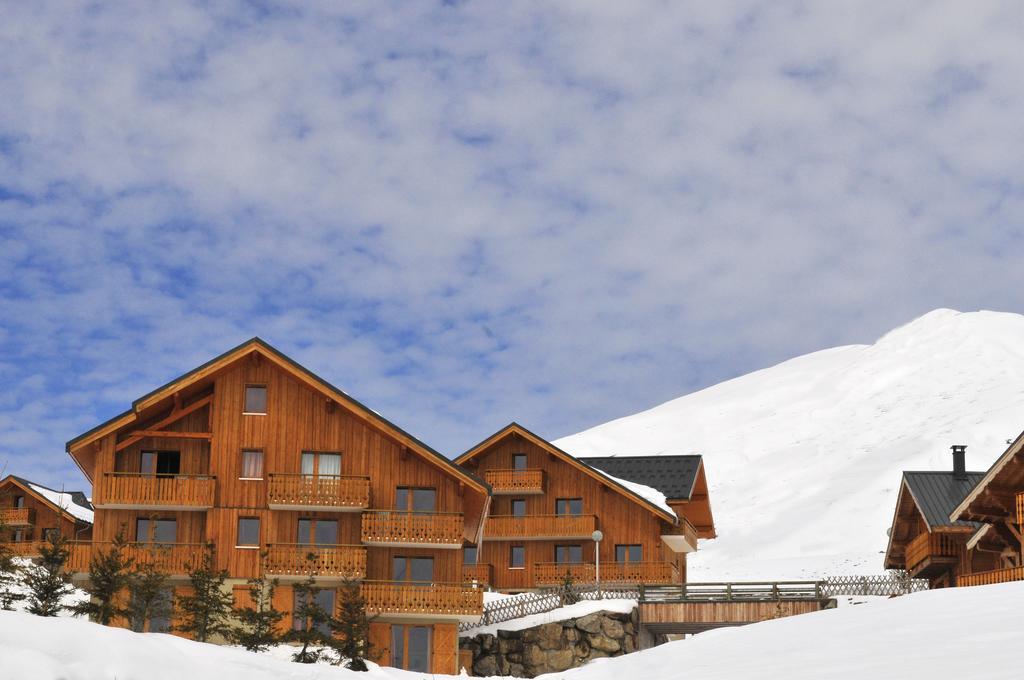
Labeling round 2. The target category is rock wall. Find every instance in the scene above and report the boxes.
[459,609,643,677]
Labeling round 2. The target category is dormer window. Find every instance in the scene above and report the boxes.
[244,385,267,415]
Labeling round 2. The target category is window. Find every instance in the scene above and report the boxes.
[509,545,525,569]
[615,545,643,563]
[13,496,24,509]
[293,588,335,634]
[395,487,436,513]
[555,545,583,564]
[464,546,478,565]
[42,528,59,542]
[244,385,267,414]
[555,498,583,516]
[237,518,260,547]
[393,556,434,584]
[301,451,341,477]
[297,518,337,545]
[131,586,173,633]
[510,499,526,517]
[240,450,264,479]
[392,625,431,672]
[512,453,527,470]
[136,518,177,545]
[13,529,24,543]
[141,451,180,476]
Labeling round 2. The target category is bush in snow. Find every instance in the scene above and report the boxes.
[232,554,285,653]
[128,558,171,633]
[23,532,71,617]
[174,542,235,642]
[329,577,373,671]
[72,528,134,625]
[287,560,336,664]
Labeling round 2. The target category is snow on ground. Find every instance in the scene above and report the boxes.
[462,598,636,637]
[4,581,1024,679]
[556,309,1024,580]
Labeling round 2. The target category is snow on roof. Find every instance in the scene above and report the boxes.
[27,483,94,524]
[590,467,676,519]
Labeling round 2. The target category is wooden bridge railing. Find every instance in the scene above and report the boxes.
[362,581,483,617]
[360,510,463,546]
[67,541,208,576]
[0,508,36,526]
[486,514,597,540]
[904,532,963,571]
[484,469,545,494]
[96,473,215,509]
[264,543,366,580]
[266,474,370,510]
[640,581,827,602]
[957,566,1024,587]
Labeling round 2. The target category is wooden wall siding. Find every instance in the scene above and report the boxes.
[639,600,825,626]
[958,566,1024,587]
[266,474,370,510]
[369,622,392,668]
[264,544,366,580]
[465,433,677,590]
[96,474,215,509]
[0,481,84,543]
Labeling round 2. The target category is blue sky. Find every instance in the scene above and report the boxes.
[2,1,1024,490]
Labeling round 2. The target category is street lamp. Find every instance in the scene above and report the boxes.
[592,530,603,595]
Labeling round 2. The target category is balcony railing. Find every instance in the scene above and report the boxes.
[462,563,493,585]
[661,516,699,553]
[96,473,215,510]
[484,469,545,495]
[360,511,463,548]
[601,561,679,584]
[957,566,1024,587]
[534,562,596,585]
[2,541,46,557]
[1017,491,1024,527]
[267,474,370,511]
[0,508,36,526]
[68,541,208,577]
[905,532,963,571]
[485,514,597,540]
[362,580,483,619]
[264,543,366,581]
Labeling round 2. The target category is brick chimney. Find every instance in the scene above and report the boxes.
[951,445,967,481]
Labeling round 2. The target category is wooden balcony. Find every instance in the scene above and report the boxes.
[661,516,699,553]
[463,563,493,585]
[362,580,484,620]
[264,543,366,581]
[68,541,207,578]
[485,514,597,540]
[96,473,215,511]
[360,511,463,548]
[957,566,1024,587]
[267,474,370,511]
[534,562,596,586]
[905,532,964,577]
[484,469,545,495]
[601,561,679,585]
[0,508,35,526]
[2,541,46,558]
[1017,491,1024,526]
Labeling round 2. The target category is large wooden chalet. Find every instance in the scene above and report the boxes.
[454,423,715,592]
[64,338,489,675]
[0,475,93,558]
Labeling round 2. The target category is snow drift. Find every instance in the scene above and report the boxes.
[556,309,1024,579]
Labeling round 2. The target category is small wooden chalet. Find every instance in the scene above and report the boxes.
[884,446,997,588]
[949,434,1024,586]
[0,474,93,558]
[454,423,715,592]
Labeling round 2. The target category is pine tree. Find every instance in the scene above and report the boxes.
[287,571,335,663]
[24,532,71,616]
[329,578,373,671]
[0,516,24,610]
[72,528,134,624]
[174,542,234,642]
[127,559,171,633]
[232,555,284,652]
[559,571,580,606]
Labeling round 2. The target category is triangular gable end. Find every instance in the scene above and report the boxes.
[0,475,93,526]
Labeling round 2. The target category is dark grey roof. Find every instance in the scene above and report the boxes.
[903,471,984,530]
[10,475,94,515]
[581,455,702,500]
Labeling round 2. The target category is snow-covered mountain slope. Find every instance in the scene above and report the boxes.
[5,581,1024,679]
[556,309,1024,579]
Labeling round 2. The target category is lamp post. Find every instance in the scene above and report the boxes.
[592,530,603,596]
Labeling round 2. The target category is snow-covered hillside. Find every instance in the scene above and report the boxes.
[4,582,1023,679]
[556,309,1024,579]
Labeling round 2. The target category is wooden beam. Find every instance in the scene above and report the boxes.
[128,430,213,440]
[1004,519,1023,544]
[115,395,213,451]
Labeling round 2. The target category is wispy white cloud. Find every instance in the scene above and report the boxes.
[2,1,1024,487]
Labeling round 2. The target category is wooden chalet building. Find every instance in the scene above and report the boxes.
[454,423,715,592]
[949,435,1024,587]
[64,338,489,674]
[0,475,93,558]
[883,447,991,588]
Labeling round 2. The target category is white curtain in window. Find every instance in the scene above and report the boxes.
[241,450,263,478]
[318,454,341,477]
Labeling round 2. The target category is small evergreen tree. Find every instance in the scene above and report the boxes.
[559,571,580,606]
[174,542,234,642]
[127,559,171,633]
[232,556,284,652]
[329,577,373,671]
[287,569,335,663]
[0,516,24,610]
[72,528,133,624]
[24,531,71,616]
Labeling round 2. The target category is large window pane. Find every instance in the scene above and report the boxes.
[313,520,337,545]
[391,625,405,670]
[319,454,341,477]
[136,518,150,542]
[411,489,435,513]
[241,450,263,479]
[556,498,583,516]
[244,385,267,414]
[463,546,477,565]
[615,545,642,562]
[237,518,260,547]
[407,627,431,673]
[297,519,312,544]
[156,451,180,476]
[153,520,177,544]
[510,545,525,568]
[511,499,526,517]
[392,556,407,582]
[140,452,156,475]
[556,545,582,564]
[410,558,434,583]
[395,488,409,511]
[512,454,527,470]
[301,452,315,477]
